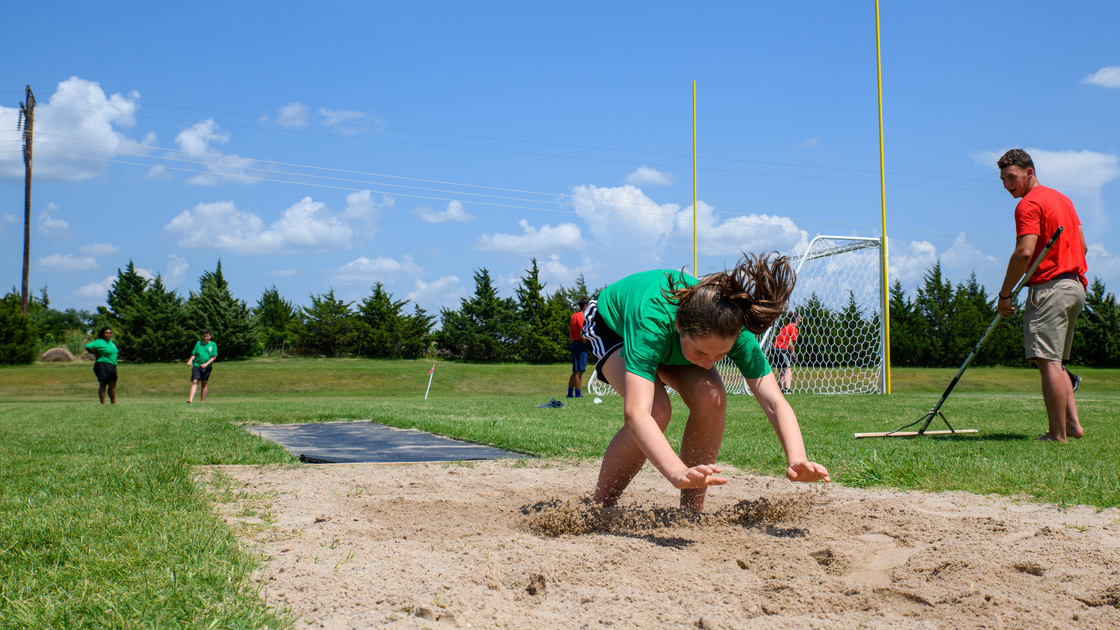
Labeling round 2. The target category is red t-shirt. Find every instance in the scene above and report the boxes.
[774,323,798,349]
[569,311,585,341]
[1015,185,1087,287]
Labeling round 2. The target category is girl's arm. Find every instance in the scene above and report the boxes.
[745,372,830,483]
[621,371,726,489]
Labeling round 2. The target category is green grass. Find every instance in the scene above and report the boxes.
[1,358,1118,627]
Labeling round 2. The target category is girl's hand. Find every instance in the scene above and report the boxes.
[670,464,728,489]
[787,460,830,483]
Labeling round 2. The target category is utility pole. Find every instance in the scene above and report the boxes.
[18,85,35,315]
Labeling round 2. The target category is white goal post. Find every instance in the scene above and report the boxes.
[588,235,887,396]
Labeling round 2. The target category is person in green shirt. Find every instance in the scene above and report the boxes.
[85,327,119,404]
[582,253,830,512]
[187,329,218,403]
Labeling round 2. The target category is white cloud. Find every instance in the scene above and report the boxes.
[625,166,674,187]
[329,254,422,285]
[939,233,999,282]
[406,275,464,314]
[164,197,354,254]
[318,108,369,136]
[2,213,17,224]
[71,275,116,302]
[571,184,678,249]
[340,190,393,238]
[416,200,474,223]
[38,203,69,236]
[886,238,939,289]
[166,254,189,288]
[1082,66,1120,88]
[38,253,97,272]
[270,268,297,277]
[0,77,141,182]
[146,164,171,180]
[673,201,808,257]
[794,136,821,149]
[175,119,256,185]
[475,219,584,254]
[78,243,120,256]
[1085,242,1120,284]
[277,102,309,128]
[538,254,594,291]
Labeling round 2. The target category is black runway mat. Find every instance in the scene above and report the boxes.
[245,421,529,464]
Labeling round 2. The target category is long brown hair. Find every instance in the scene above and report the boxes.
[666,252,795,337]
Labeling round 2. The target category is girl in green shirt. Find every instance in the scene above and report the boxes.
[85,327,118,404]
[585,253,830,512]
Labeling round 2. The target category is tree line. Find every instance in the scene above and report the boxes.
[2,259,1118,368]
[0,258,594,365]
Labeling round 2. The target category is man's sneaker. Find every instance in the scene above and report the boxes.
[1071,374,1081,392]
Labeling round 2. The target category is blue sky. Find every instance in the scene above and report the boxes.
[2,1,1118,319]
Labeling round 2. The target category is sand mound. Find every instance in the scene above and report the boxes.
[201,460,1120,629]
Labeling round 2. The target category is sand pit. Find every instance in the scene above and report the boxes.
[200,460,1120,629]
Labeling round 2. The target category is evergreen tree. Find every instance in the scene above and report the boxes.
[888,280,929,367]
[915,261,956,366]
[559,272,592,311]
[400,305,436,359]
[185,261,259,360]
[0,291,37,365]
[947,274,999,366]
[515,259,567,364]
[297,289,360,357]
[791,292,833,367]
[436,268,521,362]
[355,283,431,359]
[255,286,299,352]
[126,275,192,362]
[101,261,150,344]
[835,290,876,368]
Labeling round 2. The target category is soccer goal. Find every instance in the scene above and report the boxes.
[720,235,887,395]
[588,235,887,397]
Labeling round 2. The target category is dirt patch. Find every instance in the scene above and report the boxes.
[200,460,1120,629]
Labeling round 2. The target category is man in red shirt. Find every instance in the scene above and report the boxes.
[996,149,1088,442]
[771,312,801,394]
[568,297,591,398]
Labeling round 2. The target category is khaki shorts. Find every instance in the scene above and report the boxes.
[1023,278,1085,362]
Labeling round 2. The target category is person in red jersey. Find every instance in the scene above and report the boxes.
[567,297,591,398]
[996,148,1088,442]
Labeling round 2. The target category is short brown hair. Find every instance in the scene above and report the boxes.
[997,148,1034,172]
[667,252,795,337]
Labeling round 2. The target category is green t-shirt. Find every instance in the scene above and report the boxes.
[85,339,119,365]
[191,341,218,365]
[597,269,771,383]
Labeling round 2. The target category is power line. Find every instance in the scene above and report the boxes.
[38,98,1120,197]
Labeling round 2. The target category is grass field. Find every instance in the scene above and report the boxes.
[2,358,1118,628]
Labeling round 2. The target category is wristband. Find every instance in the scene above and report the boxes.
[998,293,1011,300]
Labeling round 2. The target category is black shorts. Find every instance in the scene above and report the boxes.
[93,362,117,384]
[192,365,213,382]
[581,299,623,386]
[771,348,793,369]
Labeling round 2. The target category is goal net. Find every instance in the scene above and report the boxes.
[588,235,887,397]
[721,235,886,395]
